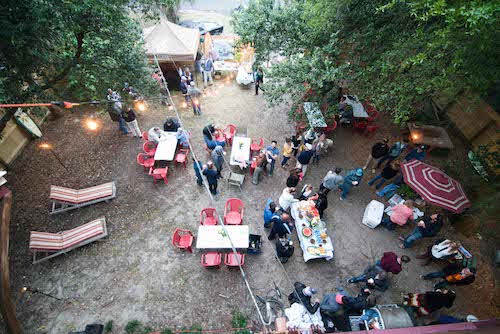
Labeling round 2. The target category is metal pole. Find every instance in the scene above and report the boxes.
[49,149,69,172]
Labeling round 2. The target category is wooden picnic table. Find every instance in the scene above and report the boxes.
[154,132,178,161]
[196,225,249,249]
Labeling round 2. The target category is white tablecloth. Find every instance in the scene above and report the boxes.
[196,225,249,249]
[230,137,251,166]
[344,95,369,118]
[290,202,334,262]
[303,102,327,127]
[154,132,178,161]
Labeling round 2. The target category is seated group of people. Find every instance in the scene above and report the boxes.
[147,117,189,148]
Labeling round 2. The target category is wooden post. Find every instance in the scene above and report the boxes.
[0,190,23,334]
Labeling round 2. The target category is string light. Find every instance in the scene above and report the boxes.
[135,100,146,111]
[181,101,188,108]
[39,143,51,149]
[86,119,98,131]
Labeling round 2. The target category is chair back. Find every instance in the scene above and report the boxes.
[201,208,217,225]
[143,141,155,154]
[226,124,237,135]
[251,138,264,148]
[172,228,181,246]
[137,153,145,165]
[225,198,243,214]
[142,131,149,141]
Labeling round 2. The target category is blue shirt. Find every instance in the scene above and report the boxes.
[405,148,426,161]
[264,198,276,226]
[203,169,219,185]
[266,146,279,160]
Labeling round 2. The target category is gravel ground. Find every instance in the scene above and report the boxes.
[2,76,499,333]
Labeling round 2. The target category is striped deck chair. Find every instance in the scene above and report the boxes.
[49,181,117,214]
[29,217,108,264]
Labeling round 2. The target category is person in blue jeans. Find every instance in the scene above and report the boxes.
[376,174,404,198]
[263,198,279,228]
[338,168,363,201]
[368,161,400,190]
[265,141,279,176]
[193,160,203,186]
[377,138,409,169]
[399,213,443,249]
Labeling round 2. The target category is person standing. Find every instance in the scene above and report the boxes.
[297,143,314,177]
[377,138,409,169]
[279,187,298,212]
[338,168,363,201]
[255,67,264,95]
[122,107,142,137]
[320,168,343,195]
[368,161,401,190]
[399,213,443,249]
[107,88,128,134]
[378,252,411,274]
[252,150,266,185]
[193,160,203,186]
[363,138,389,172]
[266,141,279,176]
[188,82,202,115]
[281,138,293,168]
[422,263,476,289]
[286,168,301,188]
[203,162,220,195]
[291,134,301,159]
[202,56,214,88]
[212,145,226,176]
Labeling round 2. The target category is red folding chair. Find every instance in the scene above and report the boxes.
[143,141,157,156]
[363,101,375,113]
[223,124,237,146]
[225,252,245,269]
[149,167,168,185]
[296,121,307,132]
[367,110,380,124]
[224,198,244,225]
[142,131,149,141]
[172,228,194,253]
[250,138,264,156]
[214,129,226,143]
[200,208,218,226]
[365,125,380,137]
[201,252,222,269]
[353,121,367,135]
[175,148,189,169]
[323,121,338,137]
[137,153,154,172]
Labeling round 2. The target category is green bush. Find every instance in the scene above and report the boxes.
[141,326,153,334]
[161,329,173,334]
[104,320,113,333]
[231,310,251,334]
[125,320,141,334]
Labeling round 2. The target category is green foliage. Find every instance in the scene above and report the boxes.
[397,184,418,200]
[232,0,500,124]
[161,329,173,334]
[141,326,153,334]
[231,310,251,334]
[104,320,113,333]
[125,320,142,334]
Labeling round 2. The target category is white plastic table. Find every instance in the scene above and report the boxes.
[290,202,334,262]
[196,225,249,249]
[230,136,251,166]
[344,95,369,118]
[303,102,327,128]
[154,132,178,161]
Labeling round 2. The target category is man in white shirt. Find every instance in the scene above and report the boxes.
[279,187,299,212]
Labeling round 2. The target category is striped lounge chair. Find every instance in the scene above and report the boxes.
[49,181,117,214]
[29,217,108,264]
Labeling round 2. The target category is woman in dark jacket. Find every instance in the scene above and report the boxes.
[288,281,320,314]
[368,161,400,189]
[364,138,389,172]
[286,168,301,188]
[403,289,456,317]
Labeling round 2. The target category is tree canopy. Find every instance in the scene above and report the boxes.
[232,0,500,123]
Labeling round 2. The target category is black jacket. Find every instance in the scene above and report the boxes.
[288,282,320,314]
[422,291,456,310]
[371,142,389,159]
[363,265,390,292]
[203,124,215,140]
[441,263,476,286]
[287,174,299,188]
[418,218,442,237]
[163,119,180,132]
[276,240,294,259]
[202,169,219,185]
[180,81,188,94]
[122,108,136,122]
[381,165,399,180]
[298,150,314,165]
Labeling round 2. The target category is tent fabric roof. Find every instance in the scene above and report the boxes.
[144,18,200,62]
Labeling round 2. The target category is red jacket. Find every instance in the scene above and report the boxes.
[379,252,402,274]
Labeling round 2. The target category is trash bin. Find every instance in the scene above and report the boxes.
[363,304,414,330]
[248,234,262,254]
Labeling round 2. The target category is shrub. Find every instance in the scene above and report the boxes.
[125,320,141,334]
[104,320,113,333]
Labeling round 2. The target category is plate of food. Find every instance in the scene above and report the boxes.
[302,227,313,237]
[307,246,326,256]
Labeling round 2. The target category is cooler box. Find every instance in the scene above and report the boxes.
[362,200,385,229]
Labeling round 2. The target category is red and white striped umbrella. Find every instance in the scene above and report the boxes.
[401,159,471,213]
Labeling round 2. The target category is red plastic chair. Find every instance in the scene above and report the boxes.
[224,198,244,225]
[201,252,222,269]
[250,159,257,175]
[143,141,157,156]
[250,138,264,156]
[142,131,149,141]
[223,124,237,146]
[296,121,307,132]
[200,208,218,226]
[363,101,375,113]
[323,121,338,137]
[175,148,189,168]
[225,252,245,269]
[137,153,154,172]
[365,125,380,137]
[214,129,226,143]
[149,167,168,185]
[353,121,367,135]
[172,228,194,253]
[367,110,380,123]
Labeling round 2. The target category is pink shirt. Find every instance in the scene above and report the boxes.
[390,204,413,226]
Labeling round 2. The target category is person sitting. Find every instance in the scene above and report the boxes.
[380,200,414,231]
[202,123,226,149]
[378,252,411,274]
[288,282,320,314]
[399,213,443,249]
[176,127,189,148]
[276,238,294,263]
[348,265,390,292]
[268,213,293,240]
[279,187,298,212]
[422,263,476,289]
[183,67,194,83]
[163,117,180,132]
[263,198,278,228]
[147,127,163,144]
[416,239,461,266]
[368,161,401,190]
[404,145,427,162]
[403,289,456,317]
[252,150,266,185]
[339,105,354,124]
[314,190,328,218]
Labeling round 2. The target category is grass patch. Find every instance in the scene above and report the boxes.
[105,320,113,333]
[125,320,141,334]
